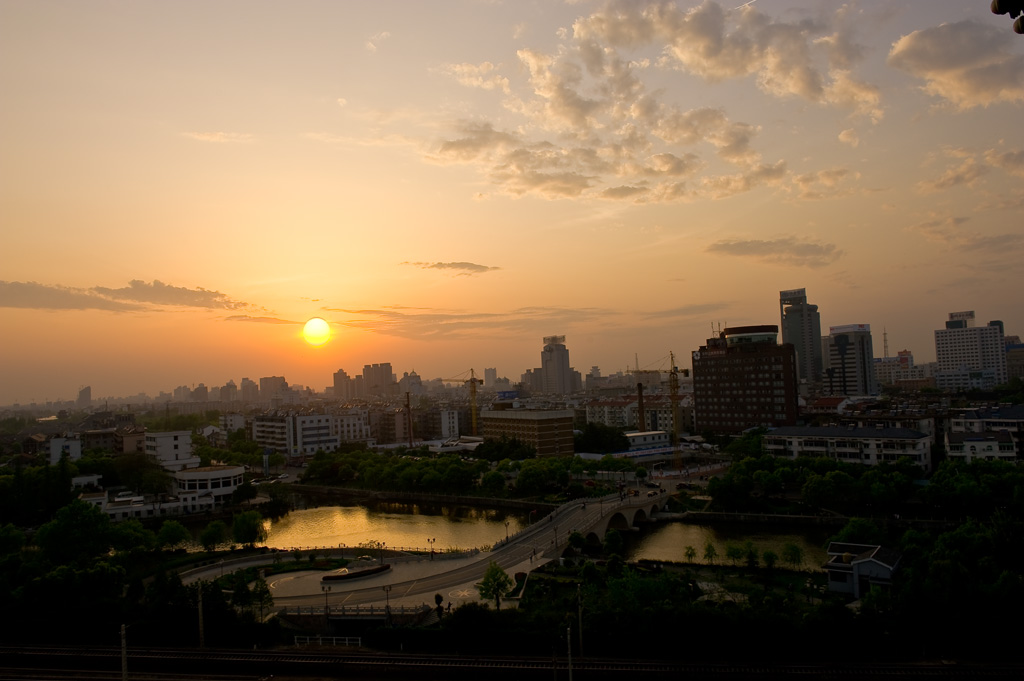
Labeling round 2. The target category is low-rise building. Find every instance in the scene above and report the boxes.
[824,542,901,599]
[481,406,574,456]
[145,430,201,471]
[946,431,1017,463]
[762,425,933,471]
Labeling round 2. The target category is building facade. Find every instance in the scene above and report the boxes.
[780,288,823,384]
[825,324,878,396]
[934,311,1007,391]
[762,426,933,471]
[692,325,799,436]
[480,407,575,456]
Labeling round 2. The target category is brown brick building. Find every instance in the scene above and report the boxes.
[692,325,799,436]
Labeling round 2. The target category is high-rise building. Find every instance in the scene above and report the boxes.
[537,335,581,395]
[934,311,1007,390]
[333,369,357,401]
[362,363,394,397]
[692,325,798,435]
[221,380,237,402]
[76,385,92,409]
[260,376,288,400]
[824,324,877,396]
[780,288,822,384]
[484,367,497,388]
[240,378,259,402]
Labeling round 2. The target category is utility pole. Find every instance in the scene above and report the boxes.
[567,625,573,681]
[577,583,583,659]
[120,624,127,681]
[197,585,205,649]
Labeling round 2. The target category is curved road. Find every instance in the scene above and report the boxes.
[271,488,661,608]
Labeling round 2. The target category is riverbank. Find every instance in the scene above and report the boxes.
[291,482,560,514]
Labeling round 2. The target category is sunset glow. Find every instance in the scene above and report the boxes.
[1,1,1022,404]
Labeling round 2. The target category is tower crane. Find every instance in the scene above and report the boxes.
[442,369,480,436]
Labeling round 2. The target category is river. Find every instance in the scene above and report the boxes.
[259,501,829,569]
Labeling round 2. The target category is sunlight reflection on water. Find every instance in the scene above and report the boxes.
[260,502,525,552]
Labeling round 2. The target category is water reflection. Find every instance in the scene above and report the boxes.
[626,522,829,570]
[261,502,525,552]
[260,501,829,570]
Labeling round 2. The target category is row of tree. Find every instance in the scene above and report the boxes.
[301,445,646,500]
[0,500,273,645]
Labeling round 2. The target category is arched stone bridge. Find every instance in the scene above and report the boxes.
[494,488,673,559]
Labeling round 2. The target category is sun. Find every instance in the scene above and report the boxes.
[302,317,331,346]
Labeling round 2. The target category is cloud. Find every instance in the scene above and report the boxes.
[706,236,843,268]
[0,281,144,311]
[791,167,855,200]
[906,215,971,244]
[838,128,859,148]
[696,161,788,199]
[423,1,860,203]
[1,280,254,312]
[643,302,729,320]
[91,280,249,309]
[917,155,989,193]
[906,215,1022,255]
[402,261,501,275]
[441,62,511,94]
[365,30,391,53]
[224,315,298,324]
[336,98,348,108]
[181,132,253,143]
[322,305,611,340]
[888,20,1024,109]
[985,149,1024,177]
[575,0,876,111]
[433,121,520,162]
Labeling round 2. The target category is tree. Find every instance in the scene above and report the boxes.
[574,423,629,454]
[252,577,274,621]
[782,543,804,570]
[762,550,778,570]
[703,540,718,565]
[157,520,192,549]
[477,561,513,610]
[479,471,506,497]
[603,529,624,556]
[830,517,883,545]
[232,510,267,548]
[684,545,697,562]
[34,499,112,565]
[111,519,156,553]
[726,544,744,566]
[200,520,228,552]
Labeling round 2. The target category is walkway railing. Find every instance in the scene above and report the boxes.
[294,635,362,647]
[284,604,430,617]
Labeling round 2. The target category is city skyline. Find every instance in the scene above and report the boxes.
[2,1,1023,405]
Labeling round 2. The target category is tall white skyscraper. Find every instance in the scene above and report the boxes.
[934,311,1007,390]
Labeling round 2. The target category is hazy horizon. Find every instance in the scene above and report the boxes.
[3,1,1022,406]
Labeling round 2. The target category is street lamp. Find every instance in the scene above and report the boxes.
[378,541,385,565]
[427,537,436,560]
[382,584,393,627]
[321,584,331,625]
[504,520,510,542]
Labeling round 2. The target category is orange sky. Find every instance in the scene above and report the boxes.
[2,1,1023,405]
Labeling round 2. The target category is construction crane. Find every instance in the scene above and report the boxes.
[669,351,682,473]
[442,369,480,436]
